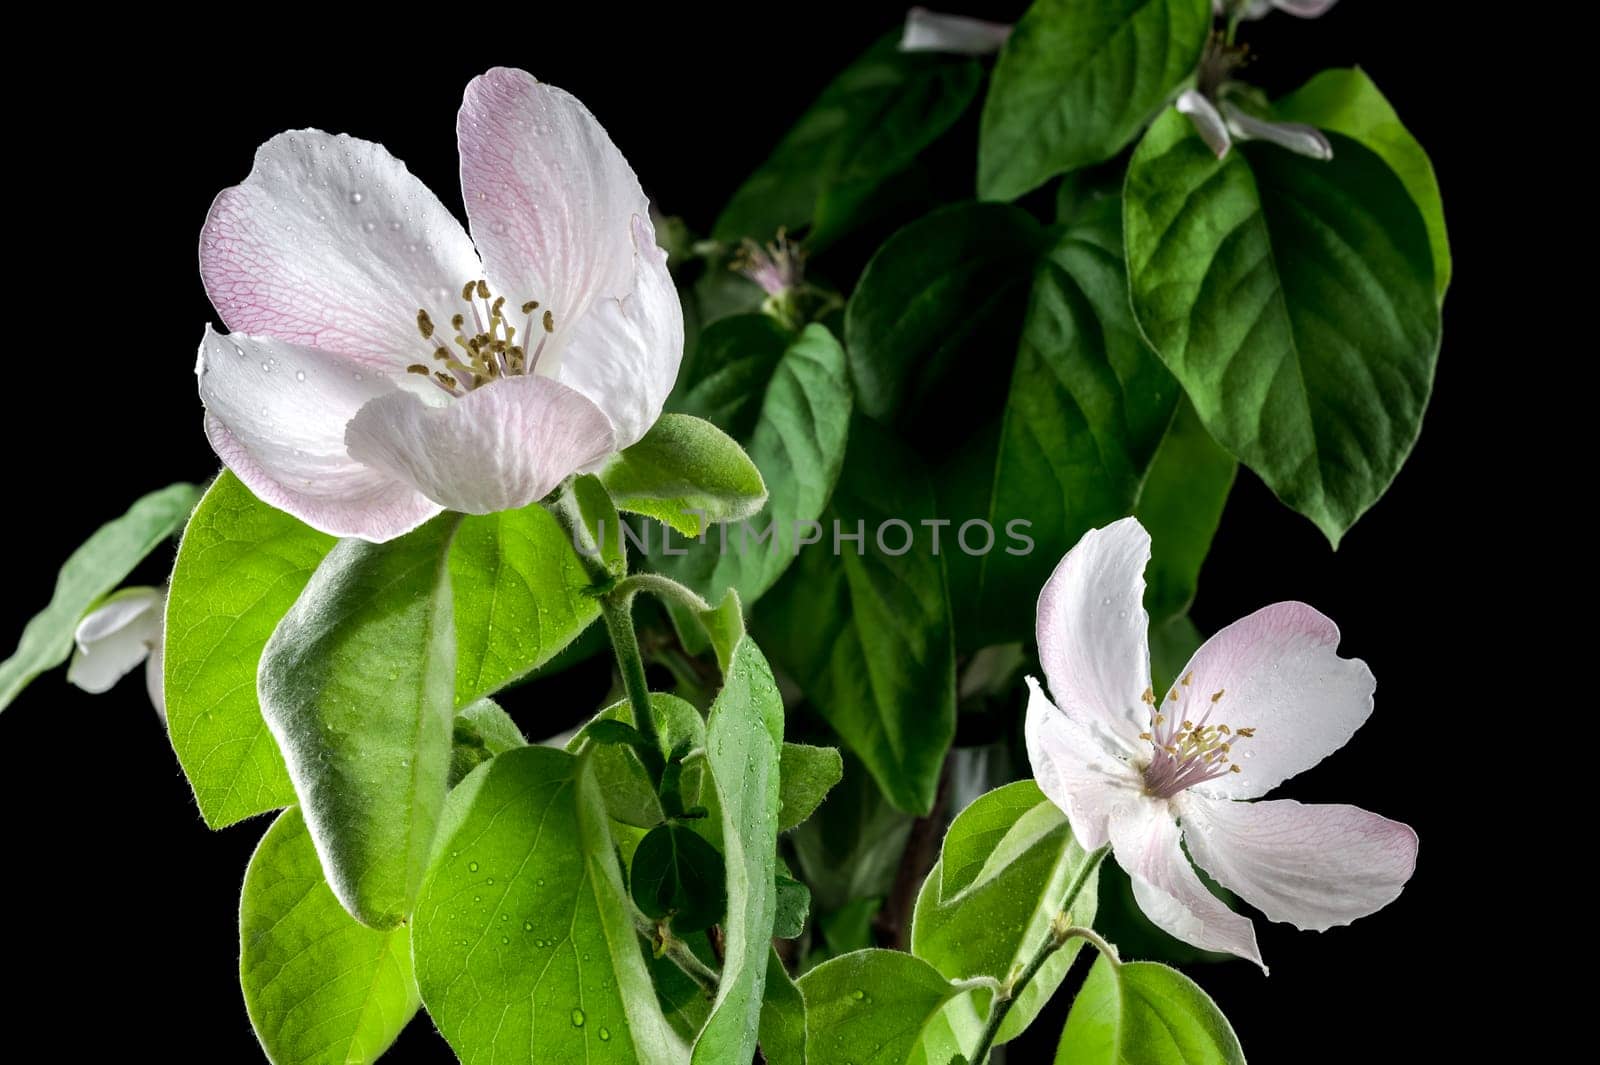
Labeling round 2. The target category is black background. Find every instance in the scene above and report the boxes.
[2,4,1513,1062]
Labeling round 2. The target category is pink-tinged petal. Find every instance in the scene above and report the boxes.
[551,215,682,450]
[67,588,163,694]
[197,326,443,542]
[145,637,166,721]
[900,7,1013,55]
[1220,103,1333,161]
[458,68,650,356]
[1036,517,1154,758]
[1272,0,1338,17]
[1172,601,1374,800]
[1179,795,1416,932]
[1025,677,1144,849]
[200,130,481,368]
[345,374,615,516]
[1110,798,1264,969]
[1177,90,1232,159]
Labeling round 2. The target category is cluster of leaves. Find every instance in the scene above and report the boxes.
[0,2,1446,1062]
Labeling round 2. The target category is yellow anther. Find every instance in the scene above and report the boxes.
[542,309,555,333]
[417,310,434,339]
[521,300,539,314]
[462,280,477,300]
[491,296,505,317]
[1218,724,1231,735]
[476,280,490,299]
[1141,688,1154,704]
[1138,731,1152,741]
[1154,714,1165,726]
[1236,727,1255,738]
[1210,689,1225,703]
[1182,720,1194,730]
[1182,671,1193,686]
[452,313,466,331]
[434,371,458,390]
[1229,764,1242,773]
[1168,690,1179,702]
[406,364,430,375]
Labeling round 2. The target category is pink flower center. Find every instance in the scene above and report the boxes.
[1138,673,1256,799]
[407,278,554,396]
[732,229,804,299]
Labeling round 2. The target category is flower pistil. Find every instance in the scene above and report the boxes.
[405,278,555,396]
[1138,676,1256,798]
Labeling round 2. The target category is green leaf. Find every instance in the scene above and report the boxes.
[0,480,200,712]
[778,743,845,831]
[774,874,812,940]
[576,694,707,829]
[258,516,459,928]
[757,419,955,814]
[632,822,727,933]
[164,474,333,827]
[601,413,768,537]
[759,950,808,1064]
[1275,67,1450,299]
[448,697,527,787]
[1135,397,1236,623]
[450,501,603,706]
[911,781,1100,1045]
[975,196,1179,640]
[414,746,688,1064]
[796,949,960,1065]
[654,324,853,608]
[240,808,419,1065]
[674,313,794,440]
[979,0,1212,200]
[1054,957,1245,1064]
[790,752,914,914]
[1125,110,1442,545]
[844,202,1047,426]
[715,34,981,248]
[691,638,785,1065]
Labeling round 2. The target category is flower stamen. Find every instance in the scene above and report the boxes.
[412,279,554,395]
[1140,683,1257,799]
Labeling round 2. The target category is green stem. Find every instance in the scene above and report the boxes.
[600,594,661,759]
[633,912,721,996]
[612,572,713,614]
[967,843,1111,1064]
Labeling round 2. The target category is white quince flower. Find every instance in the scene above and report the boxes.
[1176,88,1333,161]
[1215,0,1339,18]
[68,586,166,718]
[1025,518,1417,969]
[899,7,1013,55]
[196,67,682,542]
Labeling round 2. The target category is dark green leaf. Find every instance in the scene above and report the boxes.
[654,324,852,608]
[414,746,687,1063]
[601,413,768,537]
[575,694,707,829]
[1275,67,1450,299]
[979,0,1213,200]
[774,875,812,939]
[716,35,981,248]
[164,473,333,827]
[759,950,808,1064]
[241,808,419,1064]
[632,822,727,933]
[1054,957,1245,1064]
[674,313,794,439]
[1135,397,1236,622]
[778,742,845,832]
[258,516,458,928]
[1,480,200,711]
[1125,111,1442,545]
[791,752,914,913]
[757,419,955,814]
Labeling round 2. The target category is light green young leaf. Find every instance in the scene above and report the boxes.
[1055,956,1245,1064]
[1275,67,1450,299]
[601,413,768,536]
[1135,398,1236,623]
[757,419,955,815]
[574,694,707,829]
[912,781,1099,1045]
[1,480,200,712]
[258,516,458,929]
[450,500,602,707]
[979,0,1213,200]
[654,324,852,608]
[165,473,333,828]
[691,638,785,1064]
[778,743,845,832]
[414,746,688,1064]
[1125,111,1441,545]
[447,697,527,787]
[241,808,419,1065]
[796,949,961,1065]
[759,950,808,1064]
[716,34,981,248]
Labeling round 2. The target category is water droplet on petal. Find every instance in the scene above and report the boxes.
[349,191,365,204]
[295,370,307,382]
[260,362,272,372]
[362,221,377,233]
